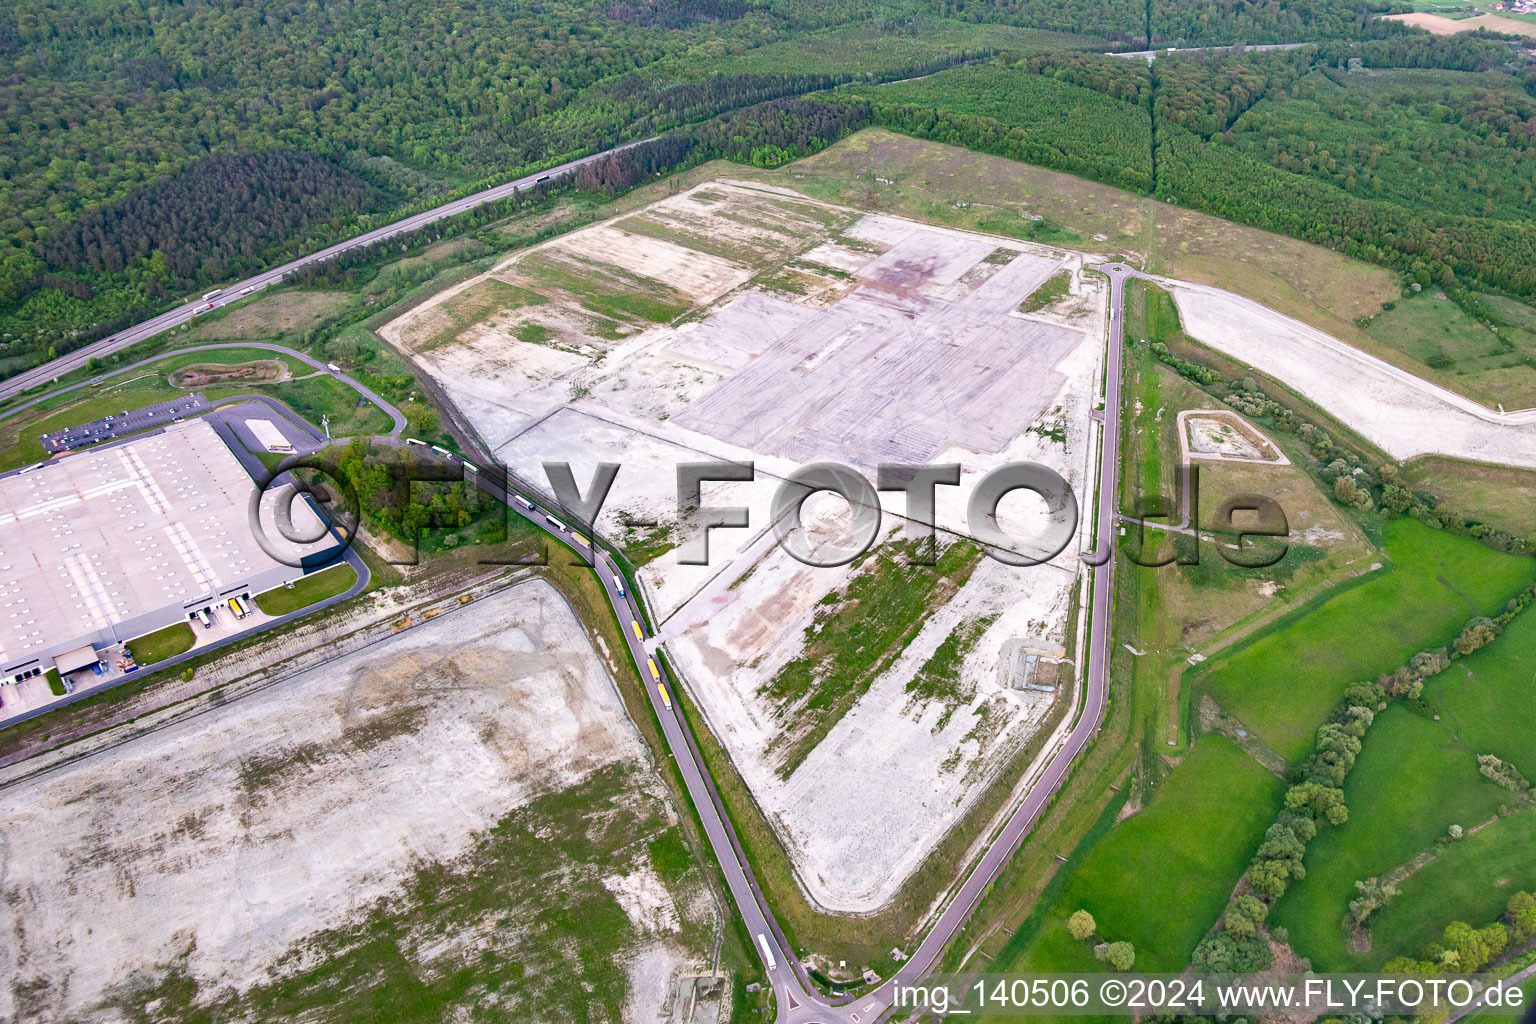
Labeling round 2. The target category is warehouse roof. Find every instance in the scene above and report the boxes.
[0,419,333,671]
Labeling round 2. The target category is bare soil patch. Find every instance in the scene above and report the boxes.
[1179,409,1287,464]
[169,359,288,388]
[0,581,716,1024]
[1385,11,1536,35]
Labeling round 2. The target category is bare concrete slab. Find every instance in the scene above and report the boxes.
[676,236,1074,467]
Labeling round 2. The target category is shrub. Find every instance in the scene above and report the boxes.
[1442,921,1506,972]
[1192,932,1274,973]
[1349,877,1399,926]
[1105,941,1136,971]
[1067,909,1097,942]
[1224,894,1268,940]
[1507,891,1536,944]
[1477,754,1531,794]
[1453,617,1501,656]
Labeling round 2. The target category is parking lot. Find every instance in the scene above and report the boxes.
[40,393,212,454]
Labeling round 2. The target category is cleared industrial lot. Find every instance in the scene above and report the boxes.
[0,581,718,1023]
[388,180,1107,913]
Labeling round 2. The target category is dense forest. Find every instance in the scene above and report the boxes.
[849,59,1154,191]
[0,1,1107,373]
[5,0,1536,379]
[1226,70,1536,221]
[836,32,1536,299]
[1155,122,1536,296]
[941,0,1408,48]
[42,151,387,286]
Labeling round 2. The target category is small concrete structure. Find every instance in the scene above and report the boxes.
[52,645,100,676]
[245,417,295,453]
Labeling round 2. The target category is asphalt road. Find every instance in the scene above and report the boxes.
[2,253,1133,1021]
[441,263,1135,1024]
[844,263,1131,1021]
[0,341,407,438]
[0,142,654,403]
[1444,962,1536,1024]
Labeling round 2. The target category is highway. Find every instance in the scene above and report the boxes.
[0,142,653,402]
[2,341,407,438]
[2,242,1133,1021]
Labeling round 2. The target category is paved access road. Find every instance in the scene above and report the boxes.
[1,341,407,439]
[834,262,1132,1022]
[1443,962,1536,1024]
[440,264,1137,1024]
[0,143,654,403]
[4,256,1133,1021]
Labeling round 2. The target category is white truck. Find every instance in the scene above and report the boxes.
[756,933,778,971]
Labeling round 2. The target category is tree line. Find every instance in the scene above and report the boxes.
[833,39,1536,302]
[941,0,1408,49]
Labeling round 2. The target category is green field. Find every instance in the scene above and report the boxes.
[990,737,1284,980]
[0,345,392,472]
[1425,596,1536,782]
[254,564,359,616]
[1194,519,1536,762]
[1210,577,1536,971]
[1271,702,1512,970]
[127,623,197,666]
[264,376,393,437]
[1363,289,1536,405]
[1365,810,1536,969]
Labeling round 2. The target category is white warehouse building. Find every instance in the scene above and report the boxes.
[0,418,341,686]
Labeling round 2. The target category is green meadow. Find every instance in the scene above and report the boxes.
[1271,703,1513,970]
[988,736,1284,990]
[1366,810,1536,969]
[1194,519,1535,762]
